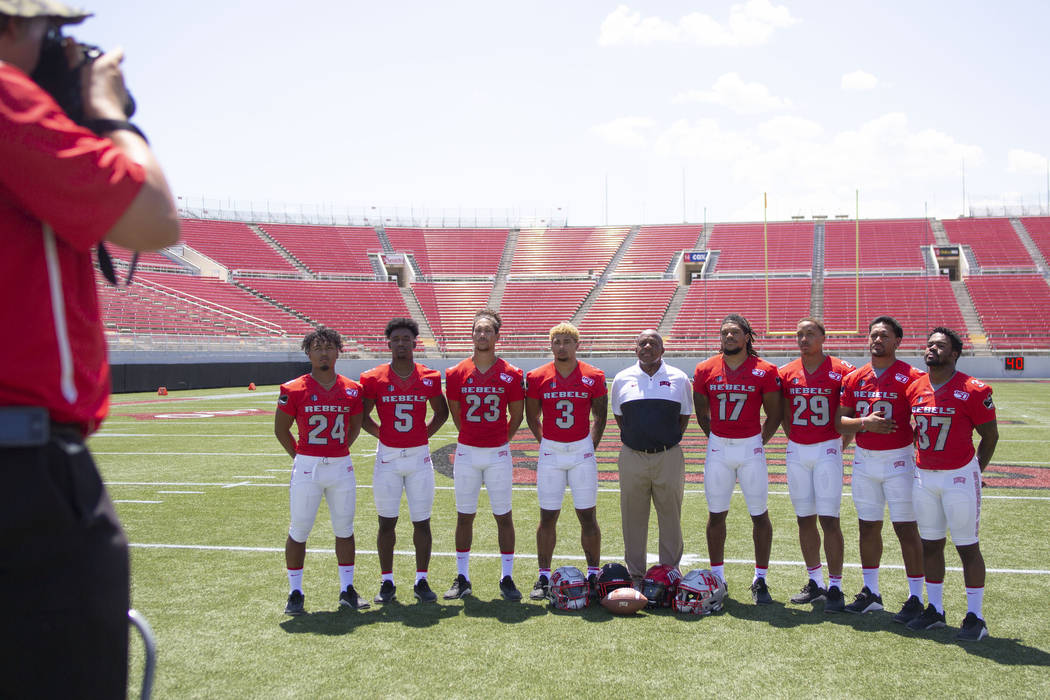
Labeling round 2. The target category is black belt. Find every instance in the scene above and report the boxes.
[0,407,83,447]
[637,444,673,454]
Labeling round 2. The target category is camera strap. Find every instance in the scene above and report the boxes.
[97,243,138,287]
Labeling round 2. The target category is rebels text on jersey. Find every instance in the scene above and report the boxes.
[840,360,925,450]
[781,356,854,444]
[693,355,781,439]
[526,360,607,443]
[907,372,995,470]
[278,374,363,457]
[445,357,525,448]
[360,362,442,448]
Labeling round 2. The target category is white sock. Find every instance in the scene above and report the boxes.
[753,566,768,583]
[381,571,394,585]
[965,586,984,618]
[587,566,600,578]
[862,567,880,596]
[457,550,470,579]
[415,570,427,584]
[501,551,514,579]
[908,575,924,600]
[711,563,725,583]
[287,567,303,594]
[926,580,944,613]
[807,565,824,587]
[337,564,354,591]
[538,568,551,580]
[828,575,842,592]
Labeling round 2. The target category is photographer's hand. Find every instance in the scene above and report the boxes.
[77,45,131,121]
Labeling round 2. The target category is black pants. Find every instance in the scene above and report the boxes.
[0,434,129,699]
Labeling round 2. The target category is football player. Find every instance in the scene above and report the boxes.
[905,327,998,640]
[780,318,854,611]
[275,327,365,615]
[360,318,449,604]
[524,323,608,600]
[835,316,926,622]
[693,314,783,604]
[443,309,526,600]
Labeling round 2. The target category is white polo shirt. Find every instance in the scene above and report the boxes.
[611,360,693,452]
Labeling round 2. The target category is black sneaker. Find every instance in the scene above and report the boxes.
[284,590,305,616]
[338,585,370,610]
[906,604,947,631]
[443,574,472,600]
[374,580,396,604]
[499,575,523,601]
[530,575,550,601]
[750,577,773,605]
[956,612,989,641]
[413,578,437,603]
[893,595,924,625]
[587,573,599,601]
[789,579,827,604]
[824,586,845,613]
[844,586,883,614]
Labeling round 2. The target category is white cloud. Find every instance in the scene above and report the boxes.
[673,72,790,115]
[841,70,879,91]
[652,118,761,162]
[757,115,824,142]
[599,0,798,47]
[590,117,657,148]
[1007,148,1048,175]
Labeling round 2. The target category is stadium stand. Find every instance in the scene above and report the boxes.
[822,276,966,352]
[178,219,299,273]
[942,218,1036,270]
[105,247,189,274]
[616,224,703,275]
[237,279,409,353]
[670,279,813,352]
[258,224,381,275]
[824,219,932,272]
[1020,216,1050,265]
[707,222,813,273]
[511,227,627,276]
[965,274,1050,349]
[577,280,678,351]
[497,280,595,351]
[412,281,494,352]
[385,227,508,276]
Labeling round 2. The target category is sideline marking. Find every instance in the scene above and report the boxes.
[114,500,162,504]
[126,543,1050,576]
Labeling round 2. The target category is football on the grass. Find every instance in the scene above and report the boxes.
[601,587,648,615]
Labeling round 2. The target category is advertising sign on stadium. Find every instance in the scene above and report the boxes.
[381,253,405,265]
[684,251,708,263]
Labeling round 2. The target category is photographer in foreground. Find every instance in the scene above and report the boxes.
[0,1,178,696]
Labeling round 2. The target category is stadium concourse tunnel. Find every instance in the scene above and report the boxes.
[110,362,310,393]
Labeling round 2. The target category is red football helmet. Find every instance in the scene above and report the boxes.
[641,564,682,608]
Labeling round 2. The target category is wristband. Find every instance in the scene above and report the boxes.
[82,119,149,144]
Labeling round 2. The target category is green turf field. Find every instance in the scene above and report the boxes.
[92,381,1050,699]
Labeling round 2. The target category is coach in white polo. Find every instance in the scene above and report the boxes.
[611,329,693,582]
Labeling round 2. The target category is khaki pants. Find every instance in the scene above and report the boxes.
[617,445,685,579]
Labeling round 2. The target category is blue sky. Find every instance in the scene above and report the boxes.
[74,1,1049,224]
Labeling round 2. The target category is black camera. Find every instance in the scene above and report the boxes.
[31,28,135,125]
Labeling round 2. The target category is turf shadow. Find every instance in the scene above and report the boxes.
[721,598,828,628]
[278,600,461,635]
[459,595,549,624]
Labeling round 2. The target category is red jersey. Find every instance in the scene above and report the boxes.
[360,362,442,448]
[0,64,145,434]
[907,372,996,470]
[840,360,925,450]
[780,355,854,444]
[693,355,781,439]
[445,356,525,448]
[526,360,607,442]
[278,374,363,458]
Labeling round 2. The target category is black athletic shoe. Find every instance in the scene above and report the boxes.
[413,579,437,603]
[530,575,550,601]
[956,612,989,641]
[284,590,306,616]
[499,576,523,601]
[374,580,396,604]
[789,579,827,605]
[338,585,370,610]
[823,586,845,613]
[893,595,924,625]
[844,586,884,614]
[906,604,947,631]
[750,577,773,605]
[443,574,472,600]
[587,573,599,601]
